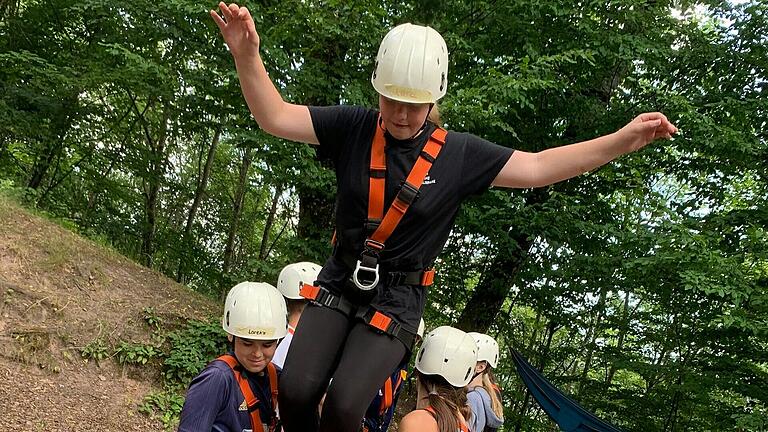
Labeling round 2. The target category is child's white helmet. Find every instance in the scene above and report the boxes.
[415,326,478,387]
[222,282,287,340]
[469,332,500,368]
[277,262,322,299]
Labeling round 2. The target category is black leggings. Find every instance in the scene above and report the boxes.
[278,303,406,432]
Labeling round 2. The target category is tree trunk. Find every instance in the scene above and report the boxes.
[139,98,169,268]
[183,128,220,238]
[27,95,77,191]
[456,188,547,332]
[27,142,59,190]
[223,147,254,275]
[259,184,283,260]
[578,286,608,394]
[176,129,220,282]
[606,291,632,386]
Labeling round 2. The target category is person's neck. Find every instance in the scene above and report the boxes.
[469,374,484,388]
[288,312,301,329]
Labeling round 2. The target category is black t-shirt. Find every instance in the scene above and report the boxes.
[309,105,514,328]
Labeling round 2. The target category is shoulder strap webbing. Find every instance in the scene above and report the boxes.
[368,121,387,228]
[367,123,447,248]
[266,362,278,419]
[217,354,270,432]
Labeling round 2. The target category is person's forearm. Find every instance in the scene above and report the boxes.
[233,54,288,134]
[533,131,625,186]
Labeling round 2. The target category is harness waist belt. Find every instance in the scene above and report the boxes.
[334,248,435,287]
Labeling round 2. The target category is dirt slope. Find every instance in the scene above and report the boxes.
[0,196,218,431]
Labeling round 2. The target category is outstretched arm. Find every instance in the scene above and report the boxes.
[492,112,678,188]
[210,2,318,144]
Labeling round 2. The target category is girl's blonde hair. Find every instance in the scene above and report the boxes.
[481,366,504,419]
[428,103,442,126]
[418,372,470,432]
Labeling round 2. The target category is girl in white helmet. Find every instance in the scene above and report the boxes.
[210,4,677,432]
[178,282,287,432]
[272,261,322,369]
[399,326,476,432]
[467,333,504,432]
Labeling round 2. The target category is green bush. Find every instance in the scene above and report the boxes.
[115,341,162,365]
[139,390,186,430]
[162,318,227,385]
[81,338,109,363]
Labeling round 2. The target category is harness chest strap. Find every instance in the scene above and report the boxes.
[218,354,278,432]
[352,119,447,290]
[367,122,448,246]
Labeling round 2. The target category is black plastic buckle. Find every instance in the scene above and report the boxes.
[396,181,420,206]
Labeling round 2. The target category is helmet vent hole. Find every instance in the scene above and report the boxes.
[226,311,230,326]
[444,358,449,363]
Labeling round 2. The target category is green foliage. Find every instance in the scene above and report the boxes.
[142,307,161,331]
[162,318,227,385]
[80,338,109,363]
[138,390,185,430]
[115,341,162,366]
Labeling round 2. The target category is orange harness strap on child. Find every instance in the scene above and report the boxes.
[378,369,408,415]
[217,354,278,432]
[424,406,470,432]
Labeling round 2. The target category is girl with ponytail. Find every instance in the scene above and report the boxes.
[467,333,504,432]
[399,326,476,432]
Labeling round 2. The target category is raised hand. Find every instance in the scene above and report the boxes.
[210,2,260,60]
[616,112,679,153]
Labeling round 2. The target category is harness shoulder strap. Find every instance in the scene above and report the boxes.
[423,406,437,419]
[217,354,266,432]
[267,362,278,417]
[368,126,447,246]
[368,120,387,227]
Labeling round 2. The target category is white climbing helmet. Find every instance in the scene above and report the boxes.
[469,332,500,368]
[276,261,322,299]
[222,282,287,340]
[371,23,449,104]
[415,326,478,387]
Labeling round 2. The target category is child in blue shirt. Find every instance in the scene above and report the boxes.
[178,282,288,432]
